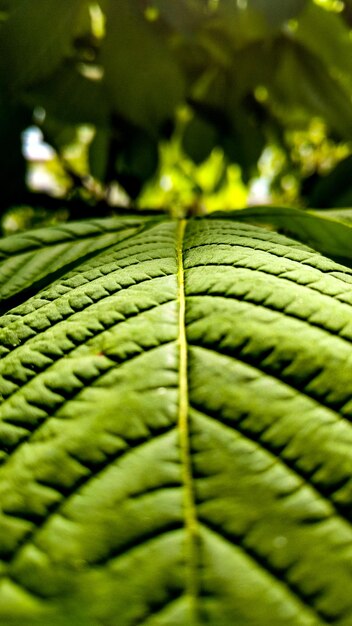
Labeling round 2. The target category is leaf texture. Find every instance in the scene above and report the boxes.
[213,206,352,266]
[0,217,352,626]
[0,216,152,306]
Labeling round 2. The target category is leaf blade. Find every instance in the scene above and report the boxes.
[0,216,351,624]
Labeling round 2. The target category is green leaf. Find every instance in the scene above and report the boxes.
[0,216,150,305]
[0,215,352,625]
[295,2,352,93]
[0,0,89,90]
[25,64,110,127]
[114,130,159,199]
[248,0,307,27]
[222,106,265,181]
[152,0,206,34]
[313,208,352,223]
[268,40,352,139]
[102,1,184,132]
[182,116,218,165]
[89,127,110,183]
[217,205,352,265]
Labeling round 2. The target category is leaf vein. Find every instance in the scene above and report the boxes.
[177,219,199,623]
[191,404,351,524]
[189,344,348,422]
[200,521,329,625]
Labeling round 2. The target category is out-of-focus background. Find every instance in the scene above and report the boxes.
[2,0,352,232]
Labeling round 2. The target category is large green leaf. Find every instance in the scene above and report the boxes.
[0,216,352,626]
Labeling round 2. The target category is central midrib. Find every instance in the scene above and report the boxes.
[177,219,199,624]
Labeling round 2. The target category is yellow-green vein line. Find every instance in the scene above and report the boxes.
[177,218,199,624]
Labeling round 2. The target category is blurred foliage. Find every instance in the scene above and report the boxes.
[2,0,352,229]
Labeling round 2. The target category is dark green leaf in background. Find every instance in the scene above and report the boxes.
[114,129,159,199]
[102,0,184,133]
[25,64,110,127]
[295,2,352,94]
[89,127,111,184]
[268,40,352,139]
[152,0,207,34]
[182,116,219,165]
[302,156,352,209]
[248,0,307,27]
[0,0,89,91]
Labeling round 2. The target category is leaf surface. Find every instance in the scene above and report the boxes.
[219,206,352,266]
[0,216,151,307]
[0,217,352,625]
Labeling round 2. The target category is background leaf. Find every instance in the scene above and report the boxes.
[0,0,88,90]
[248,0,307,26]
[102,0,184,133]
[25,64,110,127]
